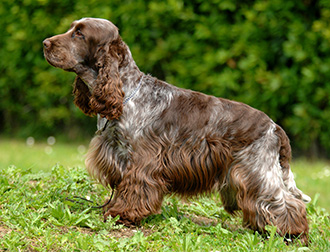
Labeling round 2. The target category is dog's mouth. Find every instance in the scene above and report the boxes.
[43,50,75,72]
[44,53,58,68]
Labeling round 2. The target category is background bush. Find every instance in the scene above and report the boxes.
[1,0,330,156]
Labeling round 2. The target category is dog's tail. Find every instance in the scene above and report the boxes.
[275,125,311,203]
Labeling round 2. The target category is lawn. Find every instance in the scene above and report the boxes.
[0,137,88,173]
[0,138,329,251]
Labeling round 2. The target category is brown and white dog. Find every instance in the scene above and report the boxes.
[43,18,310,243]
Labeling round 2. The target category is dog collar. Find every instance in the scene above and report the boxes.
[123,75,144,105]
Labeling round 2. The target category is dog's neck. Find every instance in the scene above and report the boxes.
[118,46,143,94]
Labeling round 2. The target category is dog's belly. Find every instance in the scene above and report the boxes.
[159,137,230,196]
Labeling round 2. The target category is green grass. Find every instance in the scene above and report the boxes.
[0,137,87,173]
[292,159,330,213]
[0,138,329,251]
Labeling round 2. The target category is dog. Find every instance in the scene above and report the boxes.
[43,17,310,243]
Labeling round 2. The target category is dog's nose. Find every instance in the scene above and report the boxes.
[43,39,51,49]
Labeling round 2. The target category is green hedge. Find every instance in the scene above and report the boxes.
[1,0,330,156]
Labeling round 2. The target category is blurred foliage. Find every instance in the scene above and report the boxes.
[1,0,330,156]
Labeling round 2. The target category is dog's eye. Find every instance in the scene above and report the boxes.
[75,29,83,37]
[72,28,84,39]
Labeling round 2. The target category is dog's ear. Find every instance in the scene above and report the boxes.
[89,39,125,120]
[73,76,94,116]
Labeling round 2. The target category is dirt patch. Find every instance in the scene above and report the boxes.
[0,224,11,238]
[189,214,219,226]
[110,226,154,238]
[187,212,246,233]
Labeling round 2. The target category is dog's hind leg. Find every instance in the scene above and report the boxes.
[275,125,311,203]
[229,124,309,244]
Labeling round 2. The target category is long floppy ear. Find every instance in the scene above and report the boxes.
[73,76,93,116]
[89,39,125,120]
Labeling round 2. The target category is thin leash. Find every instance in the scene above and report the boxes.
[123,74,144,105]
[65,189,115,209]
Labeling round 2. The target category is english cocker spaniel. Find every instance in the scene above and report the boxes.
[43,18,310,244]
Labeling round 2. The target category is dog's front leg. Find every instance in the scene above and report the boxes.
[103,166,166,226]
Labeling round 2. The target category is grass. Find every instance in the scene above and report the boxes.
[0,138,330,251]
[0,137,87,173]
